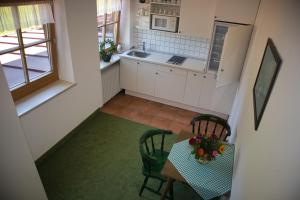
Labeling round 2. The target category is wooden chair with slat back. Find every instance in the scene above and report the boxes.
[139,129,174,200]
[191,114,231,141]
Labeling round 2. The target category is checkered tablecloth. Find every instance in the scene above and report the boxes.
[168,139,235,200]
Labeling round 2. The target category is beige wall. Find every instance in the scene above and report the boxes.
[0,0,103,197]
[231,0,300,199]
[0,66,47,199]
[19,0,103,160]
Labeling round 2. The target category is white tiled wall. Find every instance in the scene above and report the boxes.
[133,28,210,60]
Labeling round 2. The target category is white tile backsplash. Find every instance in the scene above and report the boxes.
[133,28,210,60]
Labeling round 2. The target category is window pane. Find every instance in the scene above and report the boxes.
[0,50,26,89]
[24,42,51,81]
[98,26,104,44]
[106,12,119,24]
[21,25,46,45]
[97,15,105,26]
[0,31,19,53]
[105,23,118,42]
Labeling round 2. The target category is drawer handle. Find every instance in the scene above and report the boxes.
[155,72,158,75]
[203,75,206,78]
[193,73,197,76]
[170,69,173,72]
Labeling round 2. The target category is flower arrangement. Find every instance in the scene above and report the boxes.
[189,134,225,164]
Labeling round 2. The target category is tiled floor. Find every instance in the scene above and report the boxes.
[100,92,200,134]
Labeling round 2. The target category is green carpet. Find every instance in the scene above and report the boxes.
[37,111,201,200]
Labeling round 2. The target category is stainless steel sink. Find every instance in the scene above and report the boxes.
[127,51,150,58]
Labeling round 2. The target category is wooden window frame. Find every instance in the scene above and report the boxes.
[0,4,58,101]
[97,10,121,45]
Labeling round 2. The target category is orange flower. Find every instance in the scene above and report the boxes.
[219,145,225,154]
[197,148,205,157]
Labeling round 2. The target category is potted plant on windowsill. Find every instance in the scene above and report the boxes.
[99,39,117,62]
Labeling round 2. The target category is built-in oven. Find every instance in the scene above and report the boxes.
[151,15,179,32]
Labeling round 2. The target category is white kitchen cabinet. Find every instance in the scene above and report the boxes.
[216,24,252,87]
[120,55,237,115]
[179,0,216,38]
[211,82,238,114]
[184,72,236,115]
[155,66,187,103]
[183,71,203,107]
[137,62,157,96]
[197,73,217,110]
[215,0,260,24]
[120,58,138,92]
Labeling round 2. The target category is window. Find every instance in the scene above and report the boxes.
[0,2,58,101]
[96,0,121,45]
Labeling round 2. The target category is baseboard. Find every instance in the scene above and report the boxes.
[35,108,101,166]
[125,90,228,119]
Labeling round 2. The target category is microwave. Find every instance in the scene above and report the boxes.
[151,15,179,32]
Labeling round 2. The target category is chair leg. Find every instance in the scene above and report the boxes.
[157,180,164,193]
[169,181,174,200]
[139,176,149,196]
[161,178,173,200]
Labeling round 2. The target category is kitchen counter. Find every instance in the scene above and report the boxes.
[120,50,207,73]
[100,54,120,71]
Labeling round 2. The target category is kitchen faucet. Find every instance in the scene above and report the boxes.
[142,42,146,52]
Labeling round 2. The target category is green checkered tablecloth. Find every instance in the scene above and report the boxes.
[168,139,235,200]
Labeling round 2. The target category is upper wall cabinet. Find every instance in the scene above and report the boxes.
[216,23,252,87]
[178,0,217,39]
[215,0,261,24]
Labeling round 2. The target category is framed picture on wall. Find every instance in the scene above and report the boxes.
[253,38,282,130]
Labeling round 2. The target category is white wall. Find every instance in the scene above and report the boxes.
[231,0,300,199]
[0,66,47,199]
[19,0,103,160]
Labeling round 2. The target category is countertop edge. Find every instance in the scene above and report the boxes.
[100,54,121,71]
[119,50,208,73]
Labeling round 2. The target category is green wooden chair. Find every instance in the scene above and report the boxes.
[191,114,231,141]
[139,129,174,199]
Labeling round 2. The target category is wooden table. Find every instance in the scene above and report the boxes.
[160,131,193,200]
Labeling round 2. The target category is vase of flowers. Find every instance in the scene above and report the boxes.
[99,39,117,62]
[189,134,225,164]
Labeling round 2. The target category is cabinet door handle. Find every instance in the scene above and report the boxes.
[203,75,206,78]
[137,62,140,64]
[155,72,158,75]
[221,69,224,72]
[193,73,197,76]
[170,69,173,72]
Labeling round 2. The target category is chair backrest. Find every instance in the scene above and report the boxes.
[139,129,172,172]
[191,114,231,141]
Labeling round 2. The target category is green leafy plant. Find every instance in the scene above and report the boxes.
[99,39,117,62]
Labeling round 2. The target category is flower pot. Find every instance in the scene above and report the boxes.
[198,158,209,164]
[102,54,112,62]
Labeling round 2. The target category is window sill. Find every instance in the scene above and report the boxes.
[15,80,76,117]
[100,54,120,71]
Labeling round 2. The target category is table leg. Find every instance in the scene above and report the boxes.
[160,177,173,200]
